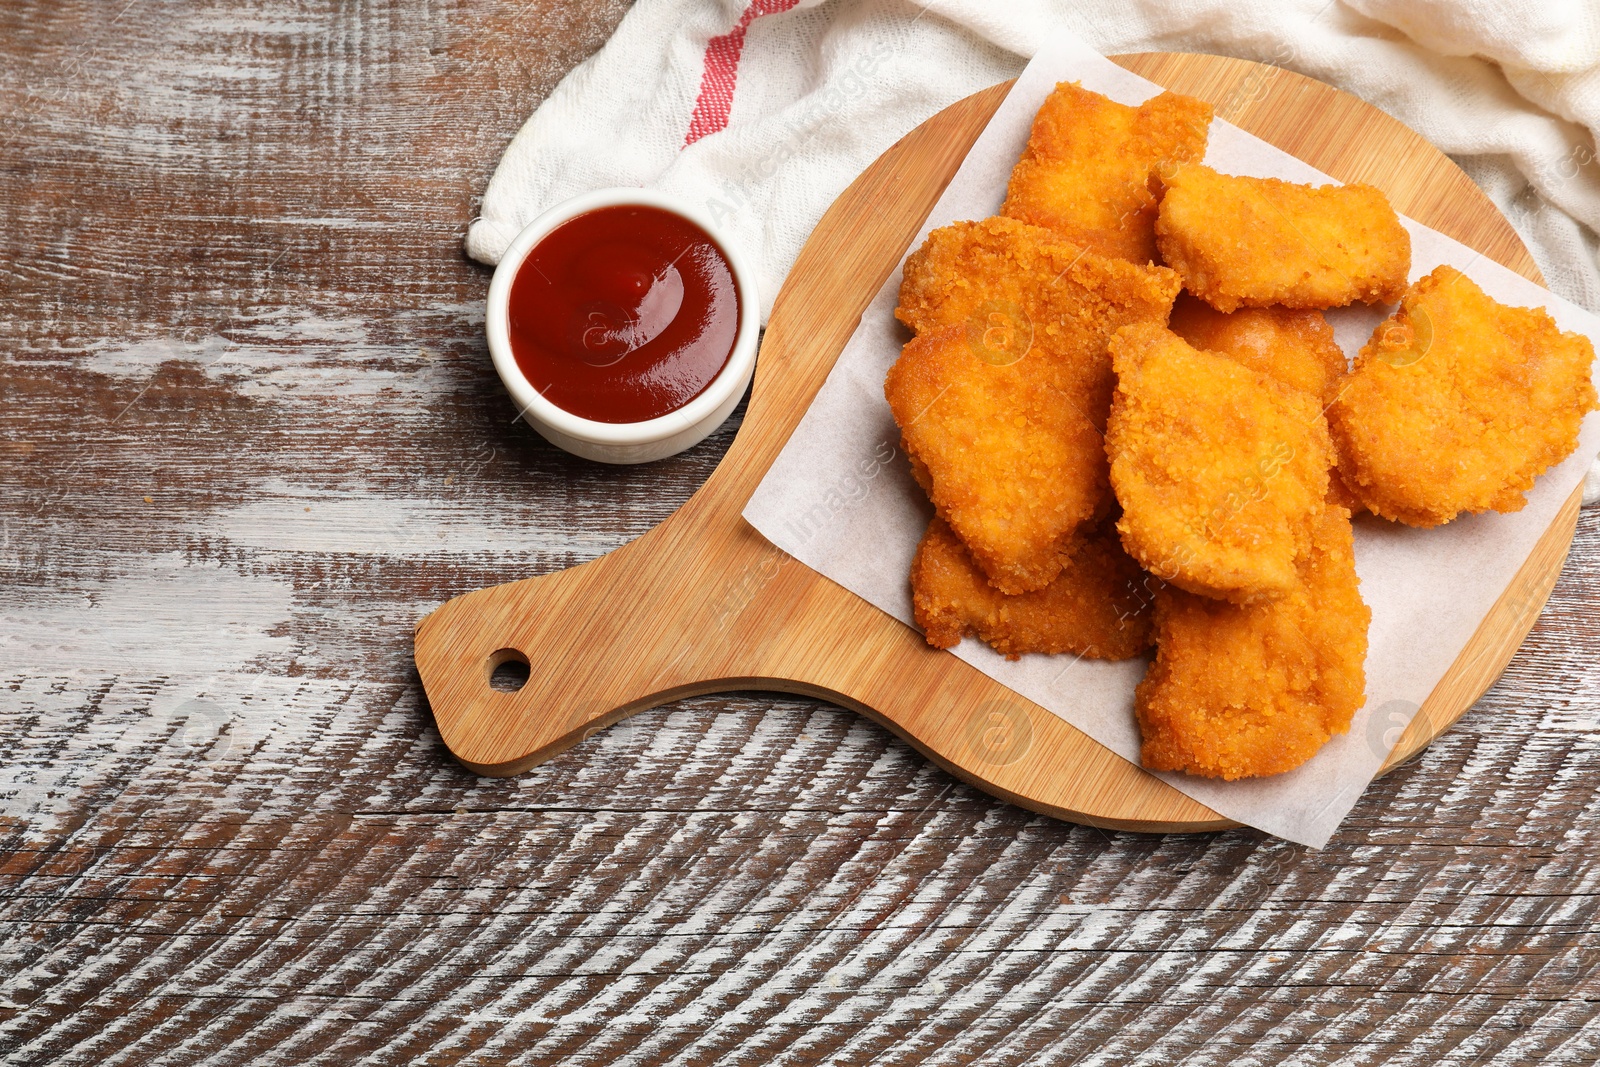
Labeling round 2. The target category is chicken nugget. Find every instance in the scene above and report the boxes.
[1168,292,1347,406]
[1329,265,1598,526]
[1001,82,1213,264]
[912,516,1153,660]
[886,323,1111,594]
[898,216,1183,346]
[887,220,1181,594]
[1106,323,1333,603]
[1156,164,1411,311]
[1136,504,1370,780]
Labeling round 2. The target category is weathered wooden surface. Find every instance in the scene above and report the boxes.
[3,3,1600,1064]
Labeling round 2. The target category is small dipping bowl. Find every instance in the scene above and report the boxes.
[486,188,760,464]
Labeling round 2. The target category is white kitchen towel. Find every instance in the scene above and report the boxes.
[466,0,1600,496]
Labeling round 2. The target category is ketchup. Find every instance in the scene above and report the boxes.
[506,204,741,424]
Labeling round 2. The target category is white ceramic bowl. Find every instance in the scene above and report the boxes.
[485,188,760,464]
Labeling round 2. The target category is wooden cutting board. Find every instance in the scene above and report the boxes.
[415,52,1582,832]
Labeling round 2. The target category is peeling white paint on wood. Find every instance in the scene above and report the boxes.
[201,480,624,557]
[1,553,296,674]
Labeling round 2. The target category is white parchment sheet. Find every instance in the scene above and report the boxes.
[742,37,1600,847]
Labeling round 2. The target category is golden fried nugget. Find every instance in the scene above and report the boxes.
[887,220,1181,594]
[1156,165,1411,312]
[1136,505,1369,780]
[1106,323,1334,603]
[887,324,1110,594]
[1001,83,1213,264]
[897,216,1182,344]
[1168,292,1347,406]
[1329,265,1599,526]
[912,516,1153,660]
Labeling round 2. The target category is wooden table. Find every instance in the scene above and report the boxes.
[4,3,1599,1062]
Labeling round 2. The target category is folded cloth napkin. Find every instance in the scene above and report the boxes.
[467,0,1600,499]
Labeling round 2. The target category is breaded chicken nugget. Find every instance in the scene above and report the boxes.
[886,323,1111,594]
[1167,292,1347,406]
[1329,265,1598,526]
[1001,82,1213,265]
[887,220,1181,594]
[1106,323,1333,603]
[911,516,1153,661]
[1136,505,1370,780]
[1156,165,1411,312]
[897,216,1182,343]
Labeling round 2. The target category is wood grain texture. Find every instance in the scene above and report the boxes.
[4,6,1600,1064]
[416,53,1578,831]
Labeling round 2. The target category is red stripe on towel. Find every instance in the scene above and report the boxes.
[683,0,802,146]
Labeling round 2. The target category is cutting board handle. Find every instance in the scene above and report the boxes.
[412,501,776,773]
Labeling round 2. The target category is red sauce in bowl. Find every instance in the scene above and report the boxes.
[506,204,741,424]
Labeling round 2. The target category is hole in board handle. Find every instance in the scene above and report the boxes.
[487,648,531,693]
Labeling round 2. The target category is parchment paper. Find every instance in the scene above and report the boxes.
[742,37,1600,848]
